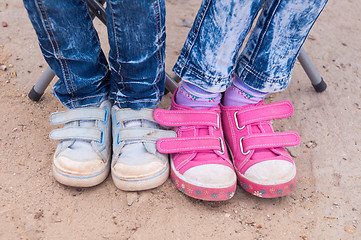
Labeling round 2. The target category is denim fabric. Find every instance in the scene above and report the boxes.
[24,0,327,108]
[23,0,165,109]
[106,0,166,109]
[173,0,328,93]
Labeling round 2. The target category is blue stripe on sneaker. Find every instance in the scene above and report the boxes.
[112,163,169,182]
[53,161,110,179]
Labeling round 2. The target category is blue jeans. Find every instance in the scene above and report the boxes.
[24,0,165,109]
[24,0,327,109]
[174,0,328,93]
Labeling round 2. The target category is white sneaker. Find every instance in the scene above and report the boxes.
[49,100,112,187]
[111,106,176,191]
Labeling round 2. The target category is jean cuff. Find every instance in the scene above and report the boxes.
[57,93,108,109]
[235,58,291,93]
[172,62,232,94]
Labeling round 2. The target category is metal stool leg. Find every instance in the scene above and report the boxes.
[28,66,55,101]
[165,73,180,94]
[298,47,327,92]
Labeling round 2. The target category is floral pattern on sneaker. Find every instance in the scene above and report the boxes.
[221,100,300,198]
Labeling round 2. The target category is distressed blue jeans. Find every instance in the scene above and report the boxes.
[174,0,328,93]
[24,0,166,109]
[24,0,327,109]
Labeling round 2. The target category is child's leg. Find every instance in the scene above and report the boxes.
[23,0,110,108]
[157,0,270,201]
[106,0,166,110]
[106,0,172,191]
[24,0,111,187]
[166,0,327,199]
[173,0,265,93]
[234,0,328,93]
[222,0,327,198]
[24,0,170,190]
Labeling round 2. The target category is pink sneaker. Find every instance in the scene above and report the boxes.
[221,101,300,198]
[154,90,237,201]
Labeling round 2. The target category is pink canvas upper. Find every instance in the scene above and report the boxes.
[220,100,300,175]
[154,89,233,175]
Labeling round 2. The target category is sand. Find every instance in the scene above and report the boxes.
[0,0,360,239]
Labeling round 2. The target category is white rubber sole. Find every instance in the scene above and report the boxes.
[52,163,110,188]
[111,164,169,191]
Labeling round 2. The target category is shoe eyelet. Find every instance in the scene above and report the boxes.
[234,111,245,130]
[240,136,250,155]
[218,137,225,155]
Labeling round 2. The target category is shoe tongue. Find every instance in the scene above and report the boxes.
[68,120,95,150]
[124,119,142,128]
[79,120,95,127]
[251,122,278,159]
[124,119,156,128]
[179,125,210,137]
[121,118,156,151]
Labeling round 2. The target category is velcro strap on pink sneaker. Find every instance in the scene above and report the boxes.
[157,136,224,154]
[242,132,300,152]
[154,109,219,128]
[235,101,294,128]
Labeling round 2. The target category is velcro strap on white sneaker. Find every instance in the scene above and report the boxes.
[157,136,224,154]
[116,127,177,143]
[50,107,106,125]
[114,108,155,124]
[49,127,102,142]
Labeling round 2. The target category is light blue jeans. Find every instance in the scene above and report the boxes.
[174,0,328,93]
[24,0,327,109]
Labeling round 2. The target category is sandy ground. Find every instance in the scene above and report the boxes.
[0,0,360,239]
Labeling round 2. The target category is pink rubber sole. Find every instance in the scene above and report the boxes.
[170,168,237,201]
[236,170,296,198]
